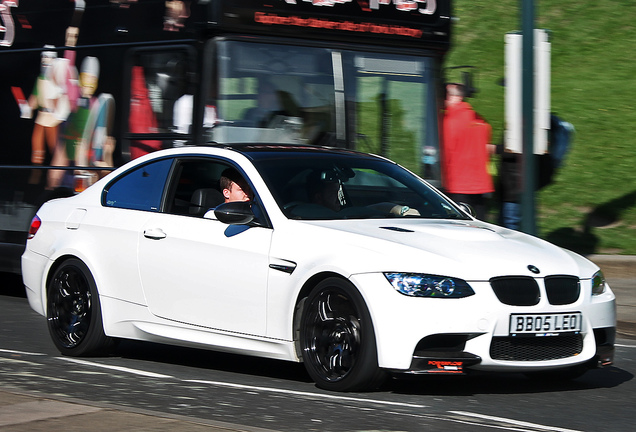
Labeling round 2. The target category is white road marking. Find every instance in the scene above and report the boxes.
[55,357,173,379]
[184,379,428,408]
[386,410,578,432]
[616,343,636,348]
[0,348,47,356]
[449,411,582,432]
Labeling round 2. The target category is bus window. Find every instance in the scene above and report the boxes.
[126,48,196,160]
[206,40,439,183]
[210,41,336,146]
[348,54,432,176]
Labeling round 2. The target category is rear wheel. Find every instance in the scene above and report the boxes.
[47,258,115,356]
[300,278,385,391]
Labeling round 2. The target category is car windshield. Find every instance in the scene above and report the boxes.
[248,149,468,221]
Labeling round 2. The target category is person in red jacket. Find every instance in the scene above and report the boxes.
[441,83,495,220]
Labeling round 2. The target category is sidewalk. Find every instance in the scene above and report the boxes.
[0,388,274,432]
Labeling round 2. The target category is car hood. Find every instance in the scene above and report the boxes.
[293,218,598,281]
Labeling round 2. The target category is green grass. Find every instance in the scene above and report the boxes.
[445,0,636,255]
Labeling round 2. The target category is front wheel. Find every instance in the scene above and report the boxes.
[300,278,385,391]
[47,258,115,356]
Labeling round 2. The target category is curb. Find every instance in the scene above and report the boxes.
[587,254,636,279]
[0,388,276,432]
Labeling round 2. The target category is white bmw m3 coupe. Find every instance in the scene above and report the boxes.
[22,144,616,391]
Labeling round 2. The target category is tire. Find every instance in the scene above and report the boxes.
[47,258,115,356]
[300,277,385,391]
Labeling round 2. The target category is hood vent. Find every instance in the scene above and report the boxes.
[380,226,414,233]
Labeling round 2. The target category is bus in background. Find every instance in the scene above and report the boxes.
[0,0,451,273]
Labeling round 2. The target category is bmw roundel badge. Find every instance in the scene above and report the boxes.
[528,265,540,274]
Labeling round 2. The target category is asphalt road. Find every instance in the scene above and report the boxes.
[1,272,635,431]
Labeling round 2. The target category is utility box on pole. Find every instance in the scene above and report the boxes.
[505,29,551,155]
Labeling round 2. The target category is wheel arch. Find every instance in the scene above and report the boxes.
[292,271,375,361]
[44,253,112,320]
[44,254,91,313]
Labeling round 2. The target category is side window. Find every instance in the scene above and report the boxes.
[103,158,173,211]
[166,159,232,217]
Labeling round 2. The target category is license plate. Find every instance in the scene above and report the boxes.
[509,312,582,336]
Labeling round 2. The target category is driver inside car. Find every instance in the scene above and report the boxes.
[202,168,253,220]
[220,167,252,203]
[307,170,342,212]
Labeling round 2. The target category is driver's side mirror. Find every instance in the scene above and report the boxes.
[213,201,255,225]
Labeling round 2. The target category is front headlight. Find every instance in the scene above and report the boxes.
[384,273,475,298]
[592,270,606,295]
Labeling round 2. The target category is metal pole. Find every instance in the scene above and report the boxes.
[520,0,537,235]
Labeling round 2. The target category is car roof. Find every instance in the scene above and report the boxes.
[118,144,392,176]
[210,143,388,162]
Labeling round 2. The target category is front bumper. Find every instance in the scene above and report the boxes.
[350,273,617,374]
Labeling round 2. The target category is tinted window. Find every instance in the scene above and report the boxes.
[104,158,173,211]
[250,151,467,221]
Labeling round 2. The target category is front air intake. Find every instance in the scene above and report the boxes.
[490,334,583,361]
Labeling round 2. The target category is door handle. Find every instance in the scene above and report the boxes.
[143,228,167,240]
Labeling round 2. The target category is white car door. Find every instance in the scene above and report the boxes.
[137,212,272,336]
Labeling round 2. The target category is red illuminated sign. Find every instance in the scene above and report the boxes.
[255,11,424,38]
[218,0,451,48]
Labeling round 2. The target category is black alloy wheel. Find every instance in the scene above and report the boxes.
[300,277,385,391]
[47,258,114,356]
